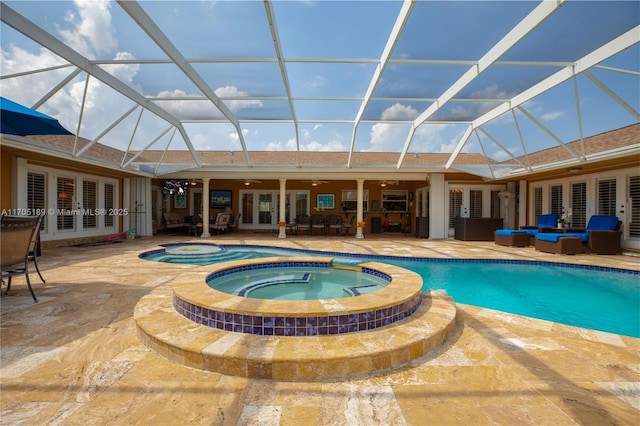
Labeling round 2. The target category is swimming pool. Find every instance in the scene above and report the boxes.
[141,244,640,337]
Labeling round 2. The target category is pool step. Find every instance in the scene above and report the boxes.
[134,287,457,382]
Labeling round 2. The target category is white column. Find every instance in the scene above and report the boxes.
[201,178,211,238]
[518,180,528,227]
[428,173,447,239]
[278,178,287,239]
[355,179,365,239]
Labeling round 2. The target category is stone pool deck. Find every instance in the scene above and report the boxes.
[1,233,638,425]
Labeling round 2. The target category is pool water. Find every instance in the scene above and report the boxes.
[142,244,640,337]
[206,266,389,300]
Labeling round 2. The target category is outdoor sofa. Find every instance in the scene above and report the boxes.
[494,213,558,247]
[534,215,622,255]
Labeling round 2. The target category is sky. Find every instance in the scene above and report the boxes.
[1,0,638,166]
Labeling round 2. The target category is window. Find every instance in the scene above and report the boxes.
[571,182,587,228]
[57,177,75,231]
[597,178,616,216]
[83,180,98,229]
[550,185,563,218]
[27,172,46,232]
[533,187,543,223]
[241,193,253,224]
[341,190,368,212]
[381,190,407,212]
[295,192,308,217]
[490,190,501,218]
[449,189,462,227]
[629,175,640,238]
[469,190,483,218]
[104,183,115,228]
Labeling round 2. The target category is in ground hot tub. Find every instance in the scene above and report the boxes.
[172,256,423,336]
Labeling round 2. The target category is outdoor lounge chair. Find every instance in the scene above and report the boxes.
[1,215,42,302]
[227,213,241,232]
[534,215,621,255]
[494,213,558,247]
[210,213,232,234]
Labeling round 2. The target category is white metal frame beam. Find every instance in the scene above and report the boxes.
[0,2,203,171]
[445,24,640,169]
[117,1,250,167]
[264,0,301,167]
[398,0,568,168]
[348,0,415,168]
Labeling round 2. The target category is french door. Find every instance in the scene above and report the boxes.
[240,190,309,230]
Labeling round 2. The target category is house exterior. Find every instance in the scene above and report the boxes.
[2,123,638,250]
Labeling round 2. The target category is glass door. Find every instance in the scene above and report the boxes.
[240,190,310,229]
[258,192,275,228]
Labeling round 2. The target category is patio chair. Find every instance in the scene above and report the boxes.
[295,214,311,235]
[494,213,558,247]
[342,215,355,235]
[227,213,241,232]
[325,214,343,235]
[310,214,325,235]
[1,215,42,302]
[535,215,620,255]
[210,213,232,234]
[28,214,46,283]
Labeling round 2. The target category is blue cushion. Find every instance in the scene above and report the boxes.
[586,215,618,231]
[495,229,528,237]
[538,213,558,228]
[536,232,588,243]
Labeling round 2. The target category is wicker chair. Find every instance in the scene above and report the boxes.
[325,214,343,235]
[1,215,42,302]
[295,214,311,235]
[342,215,355,235]
[310,214,325,235]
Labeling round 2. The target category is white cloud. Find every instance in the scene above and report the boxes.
[470,84,511,100]
[380,103,419,121]
[541,111,564,121]
[365,123,408,152]
[0,46,69,105]
[413,124,460,153]
[59,0,117,59]
[305,75,326,89]
[214,86,262,112]
[300,138,348,151]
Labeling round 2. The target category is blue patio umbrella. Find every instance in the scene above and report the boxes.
[1,97,73,136]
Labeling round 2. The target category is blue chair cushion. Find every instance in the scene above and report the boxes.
[538,213,558,228]
[536,232,588,243]
[495,229,528,237]
[585,215,618,232]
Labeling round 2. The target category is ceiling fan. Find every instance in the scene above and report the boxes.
[302,180,329,187]
[369,180,398,187]
[238,179,261,186]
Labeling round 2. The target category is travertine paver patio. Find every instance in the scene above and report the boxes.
[1,233,638,425]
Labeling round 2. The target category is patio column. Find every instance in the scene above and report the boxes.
[201,178,211,238]
[355,178,365,240]
[278,178,287,239]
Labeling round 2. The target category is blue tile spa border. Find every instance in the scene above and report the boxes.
[172,292,422,336]
[172,259,421,336]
